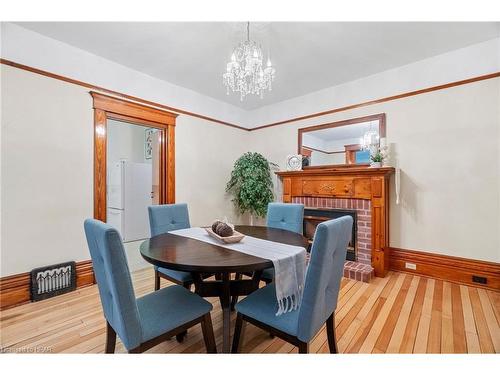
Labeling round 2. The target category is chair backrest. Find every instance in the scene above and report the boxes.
[148,203,191,237]
[297,216,353,342]
[84,219,142,350]
[266,202,304,235]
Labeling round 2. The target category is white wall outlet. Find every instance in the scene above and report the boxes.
[405,262,417,270]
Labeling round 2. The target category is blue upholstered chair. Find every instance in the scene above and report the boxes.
[231,216,353,354]
[84,219,216,353]
[262,202,304,282]
[266,202,304,234]
[148,204,194,291]
[230,203,305,311]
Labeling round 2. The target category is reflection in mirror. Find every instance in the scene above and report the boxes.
[299,114,385,167]
[107,119,161,243]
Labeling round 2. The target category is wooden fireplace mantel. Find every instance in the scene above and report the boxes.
[276,166,395,277]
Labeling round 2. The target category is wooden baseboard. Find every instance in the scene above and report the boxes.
[0,260,95,310]
[389,247,500,291]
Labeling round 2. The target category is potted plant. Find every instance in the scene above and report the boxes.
[226,152,277,224]
[370,145,388,168]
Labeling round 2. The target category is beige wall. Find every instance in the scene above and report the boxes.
[1,64,499,278]
[175,115,249,226]
[1,65,94,276]
[0,65,248,276]
[249,78,500,263]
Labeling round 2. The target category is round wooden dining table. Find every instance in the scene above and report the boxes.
[139,225,308,353]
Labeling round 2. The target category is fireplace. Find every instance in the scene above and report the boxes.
[294,196,375,282]
[303,208,356,261]
[276,166,394,279]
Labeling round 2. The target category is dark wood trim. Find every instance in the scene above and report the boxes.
[91,92,177,125]
[0,260,95,310]
[276,166,394,177]
[253,72,500,130]
[0,58,248,131]
[344,143,362,151]
[91,93,175,222]
[76,260,95,288]
[299,113,386,137]
[167,124,175,203]
[93,108,107,221]
[389,247,500,291]
[2,59,498,133]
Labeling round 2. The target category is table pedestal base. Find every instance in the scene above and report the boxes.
[192,270,263,353]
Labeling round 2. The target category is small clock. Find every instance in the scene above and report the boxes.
[286,154,303,171]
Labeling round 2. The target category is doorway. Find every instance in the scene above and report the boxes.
[91,92,176,224]
[106,120,161,243]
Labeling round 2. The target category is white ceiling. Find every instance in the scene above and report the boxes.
[16,22,500,110]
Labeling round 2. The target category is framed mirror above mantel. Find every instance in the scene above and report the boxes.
[298,113,386,169]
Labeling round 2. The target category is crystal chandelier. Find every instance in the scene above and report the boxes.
[360,122,380,150]
[223,22,275,101]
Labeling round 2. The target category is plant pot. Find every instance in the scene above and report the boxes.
[370,162,382,168]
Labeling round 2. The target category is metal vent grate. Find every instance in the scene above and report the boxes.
[30,261,76,301]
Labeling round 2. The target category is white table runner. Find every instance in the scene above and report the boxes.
[170,227,307,316]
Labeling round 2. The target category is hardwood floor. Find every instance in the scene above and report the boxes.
[1,268,498,354]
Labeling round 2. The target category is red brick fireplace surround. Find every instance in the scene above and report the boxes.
[293,197,375,282]
[276,166,395,281]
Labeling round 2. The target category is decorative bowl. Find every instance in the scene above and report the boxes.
[205,227,245,244]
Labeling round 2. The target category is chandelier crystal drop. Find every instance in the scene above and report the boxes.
[223,22,275,101]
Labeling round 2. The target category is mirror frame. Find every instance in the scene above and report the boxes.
[298,113,386,169]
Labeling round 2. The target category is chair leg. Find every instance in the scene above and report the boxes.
[105,321,116,354]
[230,296,238,311]
[230,273,242,311]
[298,342,309,354]
[231,313,246,353]
[201,313,217,353]
[176,330,187,343]
[326,313,338,354]
[154,270,160,291]
[128,347,141,353]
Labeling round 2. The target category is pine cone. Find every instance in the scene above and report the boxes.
[216,222,234,237]
[211,220,222,232]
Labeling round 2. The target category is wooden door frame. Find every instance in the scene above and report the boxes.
[91,92,177,222]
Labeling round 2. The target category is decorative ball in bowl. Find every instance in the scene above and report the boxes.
[205,220,245,244]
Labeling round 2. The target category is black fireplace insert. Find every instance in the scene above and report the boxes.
[303,208,357,261]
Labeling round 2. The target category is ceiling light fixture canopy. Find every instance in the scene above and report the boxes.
[223,22,275,101]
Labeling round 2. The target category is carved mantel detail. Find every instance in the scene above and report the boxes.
[276,166,395,277]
